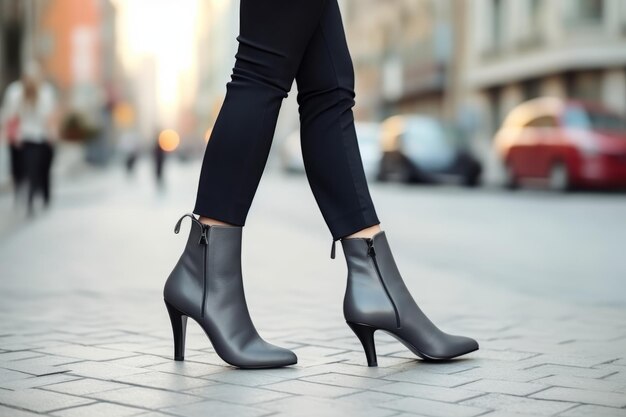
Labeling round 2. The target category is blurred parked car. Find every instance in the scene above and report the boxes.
[495,97,626,191]
[281,121,382,180]
[378,115,482,186]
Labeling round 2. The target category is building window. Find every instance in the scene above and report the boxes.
[529,0,541,32]
[522,79,541,101]
[491,0,502,52]
[568,0,604,25]
[565,71,603,102]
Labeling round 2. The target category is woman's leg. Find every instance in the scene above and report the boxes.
[194,0,329,226]
[295,0,380,241]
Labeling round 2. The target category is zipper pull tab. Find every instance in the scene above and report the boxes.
[174,213,200,234]
[174,214,187,234]
[199,225,209,245]
[367,239,376,257]
[330,239,337,259]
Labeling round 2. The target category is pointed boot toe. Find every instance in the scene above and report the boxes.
[452,335,479,357]
[234,339,298,368]
[262,345,298,367]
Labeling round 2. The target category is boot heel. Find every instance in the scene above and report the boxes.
[347,321,378,367]
[165,300,187,361]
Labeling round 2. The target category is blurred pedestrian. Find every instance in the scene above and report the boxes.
[1,62,58,215]
[153,131,166,188]
[118,129,140,177]
[162,0,478,369]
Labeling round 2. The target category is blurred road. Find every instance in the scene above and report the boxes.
[0,160,625,417]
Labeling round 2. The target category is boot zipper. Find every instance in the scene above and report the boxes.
[367,239,401,329]
[200,225,210,318]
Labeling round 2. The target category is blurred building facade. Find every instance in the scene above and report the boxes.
[465,0,626,139]
[194,0,240,140]
[463,0,626,181]
[343,0,626,182]
[342,0,457,121]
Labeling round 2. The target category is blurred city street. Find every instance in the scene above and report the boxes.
[1,162,625,417]
[2,0,626,416]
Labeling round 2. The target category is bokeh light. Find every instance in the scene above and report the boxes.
[158,129,180,152]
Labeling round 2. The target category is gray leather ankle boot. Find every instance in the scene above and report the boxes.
[340,231,478,366]
[163,214,297,369]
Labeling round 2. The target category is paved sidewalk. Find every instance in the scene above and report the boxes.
[0,162,625,417]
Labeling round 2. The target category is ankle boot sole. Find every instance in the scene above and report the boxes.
[347,321,479,366]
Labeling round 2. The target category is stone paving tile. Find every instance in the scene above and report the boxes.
[203,369,289,387]
[164,400,272,417]
[339,389,404,405]
[113,371,215,391]
[372,381,483,403]
[262,379,360,398]
[534,374,626,392]
[87,385,204,410]
[529,354,618,368]
[461,393,577,416]
[35,345,137,362]
[520,363,617,379]
[461,379,548,396]
[0,351,43,361]
[0,404,43,417]
[64,361,152,379]
[10,354,83,367]
[530,386,626,407]
[559,404,626,417]
[301,372,394,389]
[0,360,71,377]
[42,377,130,395]
[463,349,539,362]
[479,412,549,417]
[454,366,551,383]
[382,368,480,387]
[338,351,414,367]
[603,371,626,384]
[145,360,225,378]
[50,401,145,417]
[184,383,292,405]
[398,360,478,375]
[258,396,397,417]
[0,388,94,413]
[105,355,169,369]
[0,367,31,382]
[381,396,488,417]
[0,372,79,390]
[292,345,349,358]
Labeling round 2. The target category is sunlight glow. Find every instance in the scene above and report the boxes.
[112,0,199,126]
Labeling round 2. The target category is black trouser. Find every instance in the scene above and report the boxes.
[9,143,24,194]
[194,0,379,240]
[22,141,54,210]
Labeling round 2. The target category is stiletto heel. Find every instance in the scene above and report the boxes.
[347,321,378,367]
[165,300,187,361]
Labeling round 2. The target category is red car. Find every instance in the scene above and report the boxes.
[495,97,626,191]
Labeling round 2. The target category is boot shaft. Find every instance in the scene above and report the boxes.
[340,231,401,329]
[163,215,244,318]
